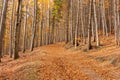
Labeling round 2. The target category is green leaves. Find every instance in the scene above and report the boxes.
[52,0,62,19]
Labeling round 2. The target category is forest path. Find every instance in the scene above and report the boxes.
[0,41,120,80]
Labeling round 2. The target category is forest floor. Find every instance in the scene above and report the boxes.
[1,36,120,80]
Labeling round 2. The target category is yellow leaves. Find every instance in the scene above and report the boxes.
[29,0,34,7]
[37,0,53,5]
[20,0,54,11]
[75,38,81,41]
[50,1,54,7]
[104,0,109,8]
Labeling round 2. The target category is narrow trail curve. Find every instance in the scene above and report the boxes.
[37,43,115,80]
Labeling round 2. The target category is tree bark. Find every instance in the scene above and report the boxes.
[0,0,8,62]
[88,0,92,50]
[9,0,14,58]
[13,0,22,60]
[22,5,28,53]
[30,0,37,51]
[93,0,100,47]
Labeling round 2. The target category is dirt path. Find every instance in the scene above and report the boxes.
[0,43,120,80]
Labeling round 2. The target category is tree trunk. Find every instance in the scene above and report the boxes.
[75,0,80,48]
[30,0,37,51]
[88,0,92,50]
[113,0,118,45]
[93,0,100,47]
[0,0,8,62]
[22,5,27,53]
[13,0,22,60]
[9,0,14,58]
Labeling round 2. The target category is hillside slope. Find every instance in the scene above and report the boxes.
[0,36,120,80]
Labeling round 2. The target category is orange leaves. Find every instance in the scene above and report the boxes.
[104,0,109,8]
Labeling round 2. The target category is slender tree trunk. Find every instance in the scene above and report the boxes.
[40,19,43,46]
[51,16,55,44]
[116,0,120,45]
[30,0,37,51]
[92,17,95,42]
[0,0,8,62]
[66,11,69,44]
[13,0,22,60]
[75,0,80,48]
[93,0,100,47]
[88,0,92,50]
[113,0,118,45]
[47,0,50,45]
[22,5,27,53]
[9,0,14,58]
[69,0,73,44]
[0,0,4,20]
